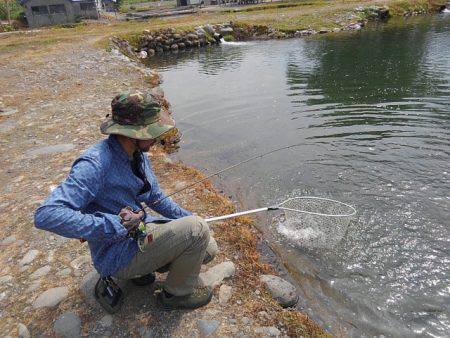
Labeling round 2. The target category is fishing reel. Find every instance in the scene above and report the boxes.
[94,276,124,314]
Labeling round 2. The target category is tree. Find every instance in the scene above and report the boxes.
[0,0,15,24]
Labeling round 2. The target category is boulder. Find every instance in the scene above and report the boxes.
[199,261,235,288]
[203,24,215,35]
[53,312,81,338]
[260,275,298,308]
[33,286,69,309]
[218,27,233,35]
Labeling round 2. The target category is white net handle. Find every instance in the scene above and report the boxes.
[205,196,356,222]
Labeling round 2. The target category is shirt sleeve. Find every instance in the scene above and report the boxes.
[34,157,127,242]
[142,159,192,219]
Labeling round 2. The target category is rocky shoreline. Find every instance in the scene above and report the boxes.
[0,32,327,337]
[119,4,442,61]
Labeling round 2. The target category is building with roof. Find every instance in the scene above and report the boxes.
[20,0,99,28]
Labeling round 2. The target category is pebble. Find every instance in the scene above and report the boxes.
[71,255,91,270]
[0,291,8,301]
[30,265,51,279]
[33,286,69,309]
[19,250,40,266]
[260,275,299,308]
[18,323,30,338]
[197,319,220,337]
[173,181,186,190]
[56,268,72,277]
[258,311,269,318]
[0,275,13,285]
[241,316,252,325]
[199,261,235,288]
[54,312,81,338]
[26,143,75,157]
[218,284,232,305]
[254,326,281,337]
[26,279,41,293]
[1,235,16,246]
[98,314,113,328]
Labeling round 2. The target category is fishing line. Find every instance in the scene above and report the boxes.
[151,142,307,206]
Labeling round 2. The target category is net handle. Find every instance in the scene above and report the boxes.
[204,196,356,223]
[205,207,271,222]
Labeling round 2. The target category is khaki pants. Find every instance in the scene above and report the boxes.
[114,216,210,296]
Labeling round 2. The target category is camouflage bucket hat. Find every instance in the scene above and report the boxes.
[100,91,175,140]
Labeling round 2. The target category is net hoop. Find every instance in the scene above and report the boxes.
[277,196,357,218]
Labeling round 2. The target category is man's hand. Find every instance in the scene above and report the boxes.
[119,207,144,236]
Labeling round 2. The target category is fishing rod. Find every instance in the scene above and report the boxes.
[151,142,306,206]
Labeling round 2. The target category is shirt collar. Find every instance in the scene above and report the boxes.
[108,135,131,163]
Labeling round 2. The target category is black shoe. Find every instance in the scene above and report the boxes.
[131,272,156,286]
[94,277,123,314]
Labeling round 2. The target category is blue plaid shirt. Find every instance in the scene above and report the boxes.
[34,135,191,277]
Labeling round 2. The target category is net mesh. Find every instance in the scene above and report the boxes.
[277,197,355,249]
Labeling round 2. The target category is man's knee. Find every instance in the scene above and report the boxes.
[185,215,210,245]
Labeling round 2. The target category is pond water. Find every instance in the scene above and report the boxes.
[149,15,450,337]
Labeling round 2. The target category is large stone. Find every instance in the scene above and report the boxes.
[30,265,51,279]
[203,24,215,35]
[19,250,40,266]
[79,270,100,307]
[218,27,234,35]
[197,319,220,337]
[260,275,298,308]
[18,323,30,338]
[53,312,81,338]
[218,284,232,305]
[199,261,235,288]
[33,286,69,309]
[254,326,281,337]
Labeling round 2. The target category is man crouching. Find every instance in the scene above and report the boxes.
[34,91,214,313]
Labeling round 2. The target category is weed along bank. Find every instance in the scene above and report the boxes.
[20,0,99,28]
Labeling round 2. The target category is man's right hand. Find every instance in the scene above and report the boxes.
[119,207,144,235]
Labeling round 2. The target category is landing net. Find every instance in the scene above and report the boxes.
[277,197,356,249]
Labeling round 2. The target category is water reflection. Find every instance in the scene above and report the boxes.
[152,15,450,337]
[146,43,247,75]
